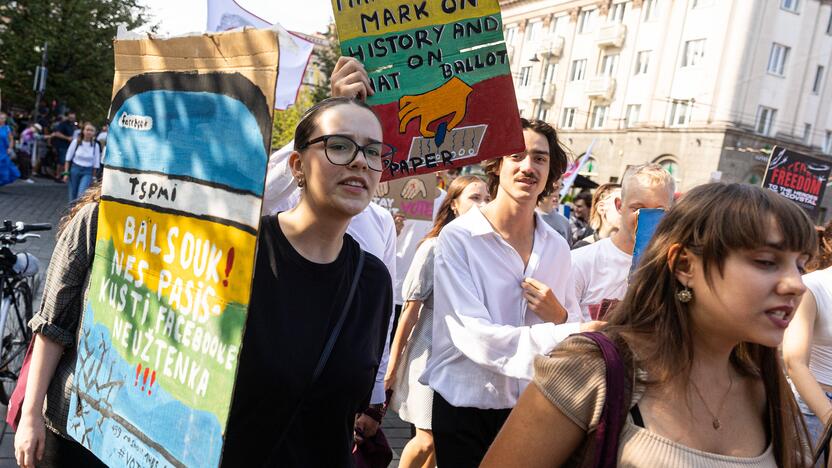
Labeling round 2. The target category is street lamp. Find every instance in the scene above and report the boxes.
[529,52,552,121]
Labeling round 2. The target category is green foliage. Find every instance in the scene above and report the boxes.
[271,87,314,150]
[0,0,153,122]
[310,22,341,104]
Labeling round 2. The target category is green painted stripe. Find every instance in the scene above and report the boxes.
[340,14,510,105]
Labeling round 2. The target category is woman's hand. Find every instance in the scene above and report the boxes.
[521,277,567,324]
[330,57,374,100]
[15,410,46,468]
[383,363,398,392]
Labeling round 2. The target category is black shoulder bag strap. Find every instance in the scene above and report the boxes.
[267,249,366,458]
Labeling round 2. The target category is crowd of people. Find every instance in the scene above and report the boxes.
[10,56,832,468]
[0,107,108,203]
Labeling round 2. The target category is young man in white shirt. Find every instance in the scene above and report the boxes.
[571,163,675,321]
[422,119,594,466]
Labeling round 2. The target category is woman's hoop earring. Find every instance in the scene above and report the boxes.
[297,175,306,188]
[676,285,693,303]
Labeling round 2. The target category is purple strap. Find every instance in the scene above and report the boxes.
[582,331,627,468]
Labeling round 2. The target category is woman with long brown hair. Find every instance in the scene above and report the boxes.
[63,122,100,203]
[483,183,816,467]
[384,175,490,468]
[784,220,832,446]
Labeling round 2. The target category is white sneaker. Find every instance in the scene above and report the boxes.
[23,178,35,184]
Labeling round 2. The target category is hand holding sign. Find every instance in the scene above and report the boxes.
[331,57,374,100]
[398,77,473,139]
[400,178,427,199]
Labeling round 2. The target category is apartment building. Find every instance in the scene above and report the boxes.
[501,0,832,221]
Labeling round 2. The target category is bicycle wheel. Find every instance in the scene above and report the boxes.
[0,280,33,405]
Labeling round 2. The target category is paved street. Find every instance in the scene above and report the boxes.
[0,177,411,467]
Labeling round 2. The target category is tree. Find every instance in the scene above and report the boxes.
[272,87,314,149]
[0,0,153,123]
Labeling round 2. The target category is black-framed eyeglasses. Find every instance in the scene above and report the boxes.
[299,134,395,172]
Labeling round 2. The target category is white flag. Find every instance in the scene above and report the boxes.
[207,0,315,110]
[559,139,596,199]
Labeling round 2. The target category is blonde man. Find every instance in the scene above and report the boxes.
[570,164,676,320]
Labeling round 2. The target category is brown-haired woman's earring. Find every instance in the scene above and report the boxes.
[676,285,693,303]
[297,175,305,188]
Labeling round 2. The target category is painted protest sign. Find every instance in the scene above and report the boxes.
[631,208,665,273]
[66,29,279,467]
[373,174,439,220]
[331,0,524,181]
[762,146,831,218]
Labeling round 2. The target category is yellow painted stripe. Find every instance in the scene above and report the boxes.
[97,199,256,308]
[333,0,501,42]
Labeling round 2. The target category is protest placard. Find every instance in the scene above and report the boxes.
[762,146,831,219]
[331,0,524,181]
[66,29,279,467]
[630,208,664,276]
[373,174,439,220]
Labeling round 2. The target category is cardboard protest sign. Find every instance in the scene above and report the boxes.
[331,0,524,181]
[66,29,279,467]
[373,174,439,220]
[762,146,831,218]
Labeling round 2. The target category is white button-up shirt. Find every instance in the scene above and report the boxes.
[421,206,581,409]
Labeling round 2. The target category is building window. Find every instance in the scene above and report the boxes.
[625,104,641,127]
[550,15,566,35]
[519,66,532,87]
[681,39,706,67]
[655,157,681,182]
[544,62,558,83]
[591,105,608,129]
[827,9,832,35]
[667,99,691,127]
[643,0,659,21]
[561,108,577,128]
[505,26,517,44]
[578,9,597,33]
[600,54,619,77]
[804,123,813,145]
[824,130,832,154]
[540,107,550,122]
[527,21,542,42]
[767,43,790,76]
[608,2,626,22]
[781,0,800,13]
[634,50,651,75]
[813,65,824,94]
[570,59,587,81]
[756,106,777,136]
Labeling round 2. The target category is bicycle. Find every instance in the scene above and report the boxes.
[0,219,51,406]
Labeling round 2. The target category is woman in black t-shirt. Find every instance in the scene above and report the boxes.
[221,97,394,467]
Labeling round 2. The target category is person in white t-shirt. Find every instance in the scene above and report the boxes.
[422,118,599,467]
[261,56,396,441]
[571,163,675,321]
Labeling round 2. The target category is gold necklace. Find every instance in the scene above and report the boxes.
[690,374,734,430]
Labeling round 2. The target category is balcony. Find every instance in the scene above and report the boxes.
[585,77,616,101]
[596,23,627,48]
[516,83,556,104]
[537,36,565,58]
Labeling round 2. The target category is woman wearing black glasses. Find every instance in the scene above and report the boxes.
[221,97,395,467]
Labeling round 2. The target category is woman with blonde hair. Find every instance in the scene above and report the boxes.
[784,220,832,446]
[385,175,490,468]
[574,183,621,248]
[484,183,816,467]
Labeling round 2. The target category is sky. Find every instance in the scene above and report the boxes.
[139,0,334,35]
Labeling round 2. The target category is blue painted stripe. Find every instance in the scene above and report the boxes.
[107,90,268,196]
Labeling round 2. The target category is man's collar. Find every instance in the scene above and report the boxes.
[467,206,553,240]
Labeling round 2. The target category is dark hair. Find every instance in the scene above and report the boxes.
[483,118,569,202]
[423,175,485,243]
[603,183,816,468]
[293,97,378,151]
[574,191,593,208]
